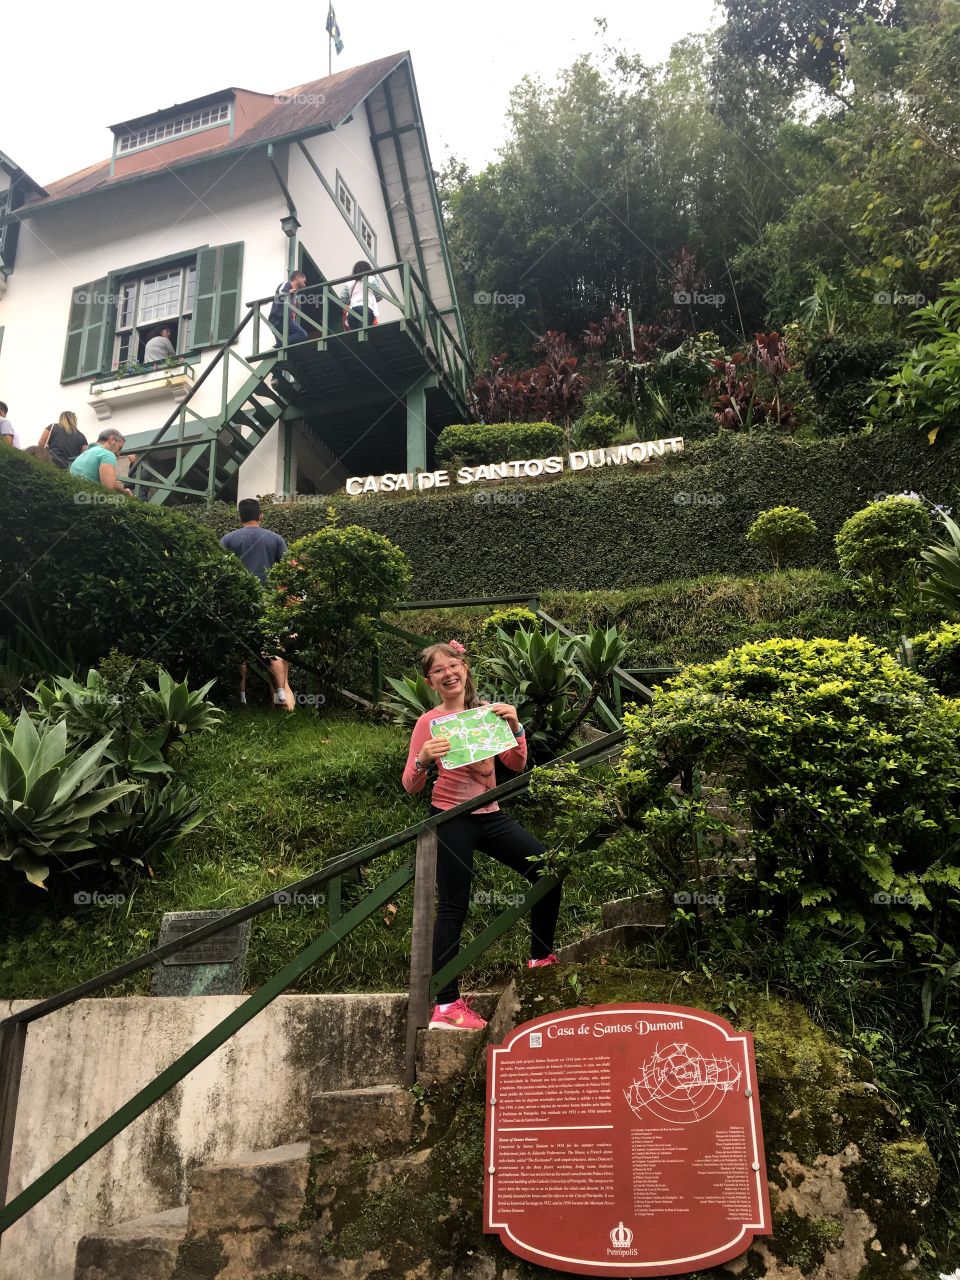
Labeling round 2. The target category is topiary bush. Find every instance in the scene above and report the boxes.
[835,496,933,606]
[0,448,261,684]
[909,622,960,696]
[746,506,818,569]
[435,421,566,467]
[262,523,411,688]
[476,606,541,652]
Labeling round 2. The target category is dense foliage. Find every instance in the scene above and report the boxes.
[189,429,960,597]
[835,495,932,605]
[0,448,261,685]
[262,523,411,688]
[435,421,566,467]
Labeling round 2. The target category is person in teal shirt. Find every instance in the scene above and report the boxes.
[69,429,132,496]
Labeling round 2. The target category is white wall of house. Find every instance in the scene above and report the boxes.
[0,150,290,451]
[289,117,401,318]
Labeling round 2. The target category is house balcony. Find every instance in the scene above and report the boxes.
[88,360,197,420]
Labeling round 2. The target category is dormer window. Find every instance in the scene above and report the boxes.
[116,102,232,155]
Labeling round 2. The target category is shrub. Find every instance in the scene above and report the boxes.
[835,496,932,606]
[804,334,901,431]
[262,524,411,686]
[746,506,818,570]
[0,448,261,684]
[435,421,566,468]
[477,607,541,651]
[908,622,960,696]
[536,637,960,1013]
[571,411,621,449]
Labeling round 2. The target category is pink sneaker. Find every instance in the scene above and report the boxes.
[428,997,488,1032]
[527,954,558,968]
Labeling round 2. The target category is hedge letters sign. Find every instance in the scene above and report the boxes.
[484,1002,771,1276]
[345,436,685,495]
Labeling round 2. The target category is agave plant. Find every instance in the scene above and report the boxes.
[569,626,632,728]
[383,673,439,727]
[94,779,204,870]
[484,627,581,754]
[920,512,960,616]
[139,670,223,745]
[31,669,123,744]
[0,712,139,886]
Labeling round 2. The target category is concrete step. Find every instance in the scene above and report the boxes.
[74,1206,187,1280]
[601,896,670,930]
[187,1141,310,1236]
[556,923,659,963]
[309,1085,415,1152]
[414,992,499,1086]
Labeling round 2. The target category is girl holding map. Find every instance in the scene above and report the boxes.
[402,640,561,1032]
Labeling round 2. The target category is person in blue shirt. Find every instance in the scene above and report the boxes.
[221,498,294,710]
[268,270,309,346]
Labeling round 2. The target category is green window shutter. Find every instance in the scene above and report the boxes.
[192,242,244,347]
[213,242,244,343]
[61,277,108,382]
[80,277,110,376]
[191,247,219,347]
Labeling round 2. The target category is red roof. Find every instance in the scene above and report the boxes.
[22,53,408,210]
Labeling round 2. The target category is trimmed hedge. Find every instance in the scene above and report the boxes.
[189,429,960,597]
[435,421,566,467]
[0,449,261,682]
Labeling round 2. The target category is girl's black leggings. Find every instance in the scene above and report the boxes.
[430,806,562,1004]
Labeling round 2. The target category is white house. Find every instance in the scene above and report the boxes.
[0,54,470,503]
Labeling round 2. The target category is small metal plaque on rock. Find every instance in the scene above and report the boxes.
[152,910,250,996]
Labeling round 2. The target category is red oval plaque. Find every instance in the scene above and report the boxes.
[483,1003,772,1275]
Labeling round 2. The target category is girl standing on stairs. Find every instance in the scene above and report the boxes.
[401,640,560,1032]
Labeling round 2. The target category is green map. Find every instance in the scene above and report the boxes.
[430,706,519,771]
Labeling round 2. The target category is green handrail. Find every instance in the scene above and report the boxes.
[0,727,625,1234]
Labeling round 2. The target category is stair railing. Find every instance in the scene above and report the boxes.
[0,727,626,1237]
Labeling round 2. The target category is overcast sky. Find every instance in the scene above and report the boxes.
[5,0,718,187]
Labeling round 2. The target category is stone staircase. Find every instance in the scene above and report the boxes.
[70,900,677,1280]
[72,995,502,1280]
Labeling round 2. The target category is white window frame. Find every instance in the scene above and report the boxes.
[358,211,377,262]
[116,103,232,156]
[336,172,357,226]
[112,262,197,369]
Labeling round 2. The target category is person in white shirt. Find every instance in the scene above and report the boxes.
[340,260,385,330]
[143,327,177,363]
[0,402,19,449]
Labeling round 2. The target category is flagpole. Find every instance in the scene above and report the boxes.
[328,1,332,75]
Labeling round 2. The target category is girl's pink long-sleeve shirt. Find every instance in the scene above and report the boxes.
[402,705,527,812]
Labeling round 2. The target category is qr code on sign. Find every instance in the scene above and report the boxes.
[529,1032,543,1048]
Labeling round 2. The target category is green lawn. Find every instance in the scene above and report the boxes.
[0,710,639,1001]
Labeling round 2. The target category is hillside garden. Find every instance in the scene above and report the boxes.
[5,1,960,1270]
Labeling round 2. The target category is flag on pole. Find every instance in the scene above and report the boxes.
[326,2,344,55]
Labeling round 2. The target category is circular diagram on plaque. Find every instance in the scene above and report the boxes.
[624,1042,743,1124]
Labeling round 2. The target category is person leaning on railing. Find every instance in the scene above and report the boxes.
[401,640,560,1033]
[340,259,385,330]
